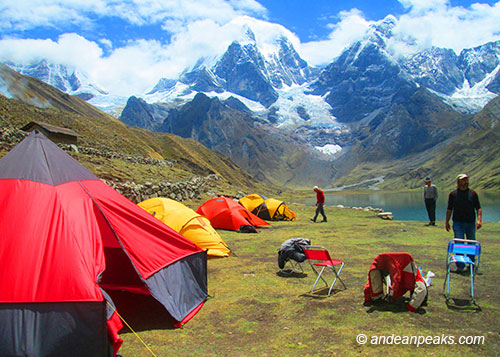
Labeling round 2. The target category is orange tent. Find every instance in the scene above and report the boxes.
[196,197,269,232]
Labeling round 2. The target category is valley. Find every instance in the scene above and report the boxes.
[1,16,499,191]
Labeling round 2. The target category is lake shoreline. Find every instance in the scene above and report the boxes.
[299,190,500,223]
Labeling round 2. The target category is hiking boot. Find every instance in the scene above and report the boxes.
[321,219,327,222]
[309,218,316,222]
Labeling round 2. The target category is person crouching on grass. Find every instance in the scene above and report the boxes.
[311,186,327,223]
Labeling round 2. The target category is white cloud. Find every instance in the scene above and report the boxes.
[0,33,103,67]
[398,0,449,14]
[0,1,269,96]
[298,1,500,65]
[0,0,267,31]
[299,9,373,66]
[0,14,294,96]
[1,0,500,97]
[393,0,500,54]
[1,0,103,30]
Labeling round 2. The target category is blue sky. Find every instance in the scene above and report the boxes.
[1,0,499,95]
[259,0,406,41]
[260,0,500,41]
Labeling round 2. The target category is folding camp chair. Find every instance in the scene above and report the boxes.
[303,246,346,295]
[443,239,481,301]
[281,259,304,274]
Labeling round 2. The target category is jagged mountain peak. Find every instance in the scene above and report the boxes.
[146,28,318,113]
[241,24,257,45]
[401,46,463,96]
[6,60,108,97]
[363,15,398,48]
[458,39,500,87]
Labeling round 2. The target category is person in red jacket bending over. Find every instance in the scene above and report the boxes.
[311,186,327,223]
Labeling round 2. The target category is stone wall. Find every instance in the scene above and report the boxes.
[105,175,221,204]
[1,127,221,203]
[0,127,28,148]
[65,145,175,167]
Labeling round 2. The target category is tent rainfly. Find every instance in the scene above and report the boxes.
[196,196,269,232]
[239,194,297,221]
[138,197,231,258]
[0,131,208,357]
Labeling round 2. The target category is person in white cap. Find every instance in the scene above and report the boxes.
[445,174,482,271]
[423,177,438,226]
[310,186,327,222]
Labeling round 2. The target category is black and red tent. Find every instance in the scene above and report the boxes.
[0,131,208,356]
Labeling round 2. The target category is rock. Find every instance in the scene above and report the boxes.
[377,212,394,220]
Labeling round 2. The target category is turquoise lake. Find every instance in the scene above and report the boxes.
[303,190,500,223]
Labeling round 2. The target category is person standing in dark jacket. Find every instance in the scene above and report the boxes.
[311,186,327,222]
[423,177,438,226]
[445,173,482,270]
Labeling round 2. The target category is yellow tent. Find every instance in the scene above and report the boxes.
[138,197,230,258]
[239,194,297,221]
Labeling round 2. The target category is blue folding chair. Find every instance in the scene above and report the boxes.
[443,239,481,301]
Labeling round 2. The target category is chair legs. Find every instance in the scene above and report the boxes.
[310,263,346,296]
[329,263,346,296]
[310,266,327,293]
[281,259,304,274]
[443,263,476,300]
[470,266,475,299]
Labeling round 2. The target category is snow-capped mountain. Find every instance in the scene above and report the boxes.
[7,60,106,98]
[2,15,499,166]
[311,16,500,121]
[5,59,127,116]
[309,16,415,123]
[145,26,333,131]
[402,40,500,112]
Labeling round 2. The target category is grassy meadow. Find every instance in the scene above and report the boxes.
[113,203,500,356]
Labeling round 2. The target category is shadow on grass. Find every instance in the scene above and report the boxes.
[444,297,482,312]
[363,297,427,315]
[107,290,177,332]
[299,286,346,299]
[276,270,308,278]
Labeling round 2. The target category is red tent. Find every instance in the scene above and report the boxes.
[0,131,207,356]
[196,197,269,232]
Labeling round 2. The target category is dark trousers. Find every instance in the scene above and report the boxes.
[313,203,327,222]
[424,199,436,224]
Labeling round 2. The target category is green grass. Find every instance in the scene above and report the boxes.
[115,204,500,356]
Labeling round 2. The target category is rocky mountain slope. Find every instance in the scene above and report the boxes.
[0,63,262,193]
[331,94,500,191]
[121,92,336,187]
[425,95,500,190]
[122,18,500,175]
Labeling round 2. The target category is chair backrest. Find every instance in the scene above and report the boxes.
[448,239,481,257]
[303,246,332,261]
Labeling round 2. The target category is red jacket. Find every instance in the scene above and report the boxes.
[316,189,325,205]
[364,253,427,311]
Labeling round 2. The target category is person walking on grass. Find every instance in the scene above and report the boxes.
[423,177,438,226]
[311,186,327,223]
[445,173,482,272]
